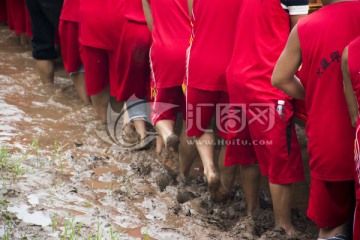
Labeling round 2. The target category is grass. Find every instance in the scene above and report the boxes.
[0,146,25,179]
[0,200,14,240]
[52,216,122,240]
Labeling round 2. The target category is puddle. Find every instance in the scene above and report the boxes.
[8,204,52,227]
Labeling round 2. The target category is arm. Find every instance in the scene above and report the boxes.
[290,15,305,29]
[142,0,153,31]
[342,46,358,128]
[188,0,193,17]
[272,26,305,99]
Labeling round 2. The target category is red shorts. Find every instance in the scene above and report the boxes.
[354,201,360,240]
[59,20,82,74]
[224,101,304,184]
[7,0,25,34]
[115,20,151,102]
[307,179,355,229]
[151,86,185,125]
[79,44,117,96]
[293,99,307,122]
[186,87,229,138]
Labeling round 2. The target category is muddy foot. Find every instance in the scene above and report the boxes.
[165,133,180,153]
[122,122,140,145]
[162,134,180,174]
[205,172,220,202]
[212,186,231,203]
[156,171,174,192]
[176,188,196,204]
[260,227,302,240]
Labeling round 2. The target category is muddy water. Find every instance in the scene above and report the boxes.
[0,25,317,240]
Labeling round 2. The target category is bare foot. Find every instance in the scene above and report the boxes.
[204,170,220,202]
[162,134,180,174]
[213,185,231,203]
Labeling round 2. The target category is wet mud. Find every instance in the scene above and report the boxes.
[0,25,317,239]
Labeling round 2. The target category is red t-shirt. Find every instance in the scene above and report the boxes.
[297,1,360,181]
[79,0,124,50]
[186,0,242,92]
[149,0,191,88]
[227,0,292,104]
[60,0,80,22]
[124,0,146,23]
[349,36,360,199]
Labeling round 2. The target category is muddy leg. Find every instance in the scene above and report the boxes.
[155,119,180,173]
[179,120,197,179]
[195,132,219,201]
[241,165,261,216]
[36,59,55,84]
[71,72,91,104]
[216,145,239,202]
[269,183,296,236]
[90,85,110,124]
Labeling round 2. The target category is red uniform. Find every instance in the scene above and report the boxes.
[348,36,360,240]
[78,0,124,96]
[185,0,241,137]
[6,0,26,34]
[224,0,307,185]
[149,0,190,89]
[59,0,82,73]
[0,0,7,23]
[297,1,360,228]
[115,0,151,102]
[148,0,191,124]
[79,0,123,51]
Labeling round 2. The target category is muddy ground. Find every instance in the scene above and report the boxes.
[0,25,317,240]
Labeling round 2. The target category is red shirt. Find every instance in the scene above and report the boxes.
[187,0,242,92]
[60,0,80,22]
[349,36,360,199]
[227,0,293,104]
[79,0,124,50]
[297,1,360,181]
[124,0,146,23]
[149,0,191,88]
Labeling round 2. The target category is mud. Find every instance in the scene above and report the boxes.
[0,25,317,239]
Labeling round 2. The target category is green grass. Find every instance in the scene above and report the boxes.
[53,216,122,240]
[0,146,25,178]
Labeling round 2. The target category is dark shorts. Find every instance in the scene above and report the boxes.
[25,0,63,60]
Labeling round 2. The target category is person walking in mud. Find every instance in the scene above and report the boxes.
[78,0,124,123]
[25,0,63,84]
[224,0,309,238]
[142,0,197,179]
[272,0,360,239]
[114,0,153,150]
[184,0,242,201]
[58,0,90,104]
[342,36,360,240]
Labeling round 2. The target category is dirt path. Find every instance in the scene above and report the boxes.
[0,25,317,240]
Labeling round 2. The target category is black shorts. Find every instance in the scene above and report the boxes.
[25,0,63,60]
